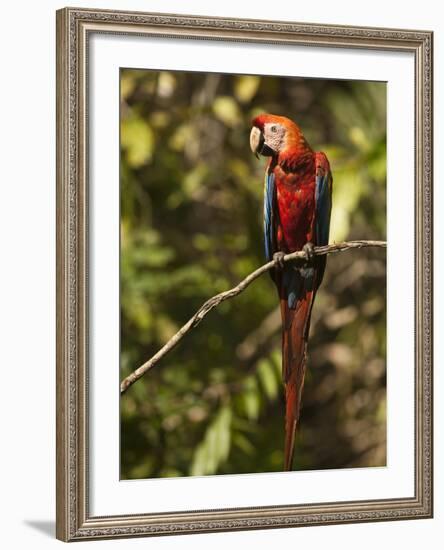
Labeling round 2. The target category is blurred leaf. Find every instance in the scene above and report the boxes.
[233,433,255,455]
[329,168,364,242]
[234,75,260,103]
[169,123,195,151]
[121,115,154,167]
[241,376,261,420]
[349,126,371,152]
[121,72,136,101]
[213,96,242,127]
[257,358,279,400]
[190,406,232,476]
[183,163,209,197]
[157,72,176,98]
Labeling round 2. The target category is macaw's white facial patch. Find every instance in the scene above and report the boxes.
[263,122,286,153]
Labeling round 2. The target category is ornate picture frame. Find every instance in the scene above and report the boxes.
[56,7,433,541]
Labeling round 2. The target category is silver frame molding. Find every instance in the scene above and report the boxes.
[56,7,433,542]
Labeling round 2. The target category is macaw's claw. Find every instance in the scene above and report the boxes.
[273,251,286,269]
[302,242,315,263]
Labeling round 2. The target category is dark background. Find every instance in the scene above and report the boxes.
[119,69,387,479]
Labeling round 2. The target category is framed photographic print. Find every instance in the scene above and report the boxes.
[56,7,433,541]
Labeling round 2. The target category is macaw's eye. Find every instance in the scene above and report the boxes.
[270,125,277,133]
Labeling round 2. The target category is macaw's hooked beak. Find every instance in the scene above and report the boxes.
[250,126,263,159]
[249,126,276,158]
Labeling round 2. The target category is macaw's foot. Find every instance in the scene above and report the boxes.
[302,242,315,263]
[273,251,286,269]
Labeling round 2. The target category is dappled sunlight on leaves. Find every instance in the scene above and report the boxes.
[120,69,387,479]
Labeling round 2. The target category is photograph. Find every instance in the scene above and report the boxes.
[1,0,440,545]
[53,6,433,542]
[119,68,387,479]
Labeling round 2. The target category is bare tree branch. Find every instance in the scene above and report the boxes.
[120,240,386,394]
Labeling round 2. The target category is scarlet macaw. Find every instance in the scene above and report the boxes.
[250,114,333,471]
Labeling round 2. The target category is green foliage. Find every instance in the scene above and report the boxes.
[190,406,232,476]
[120,69,387,479]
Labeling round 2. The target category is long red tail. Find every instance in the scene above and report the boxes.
[281,291,315,471]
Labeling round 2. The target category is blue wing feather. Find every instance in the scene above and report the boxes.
[264,171,276,262]
[315,167,332,247]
